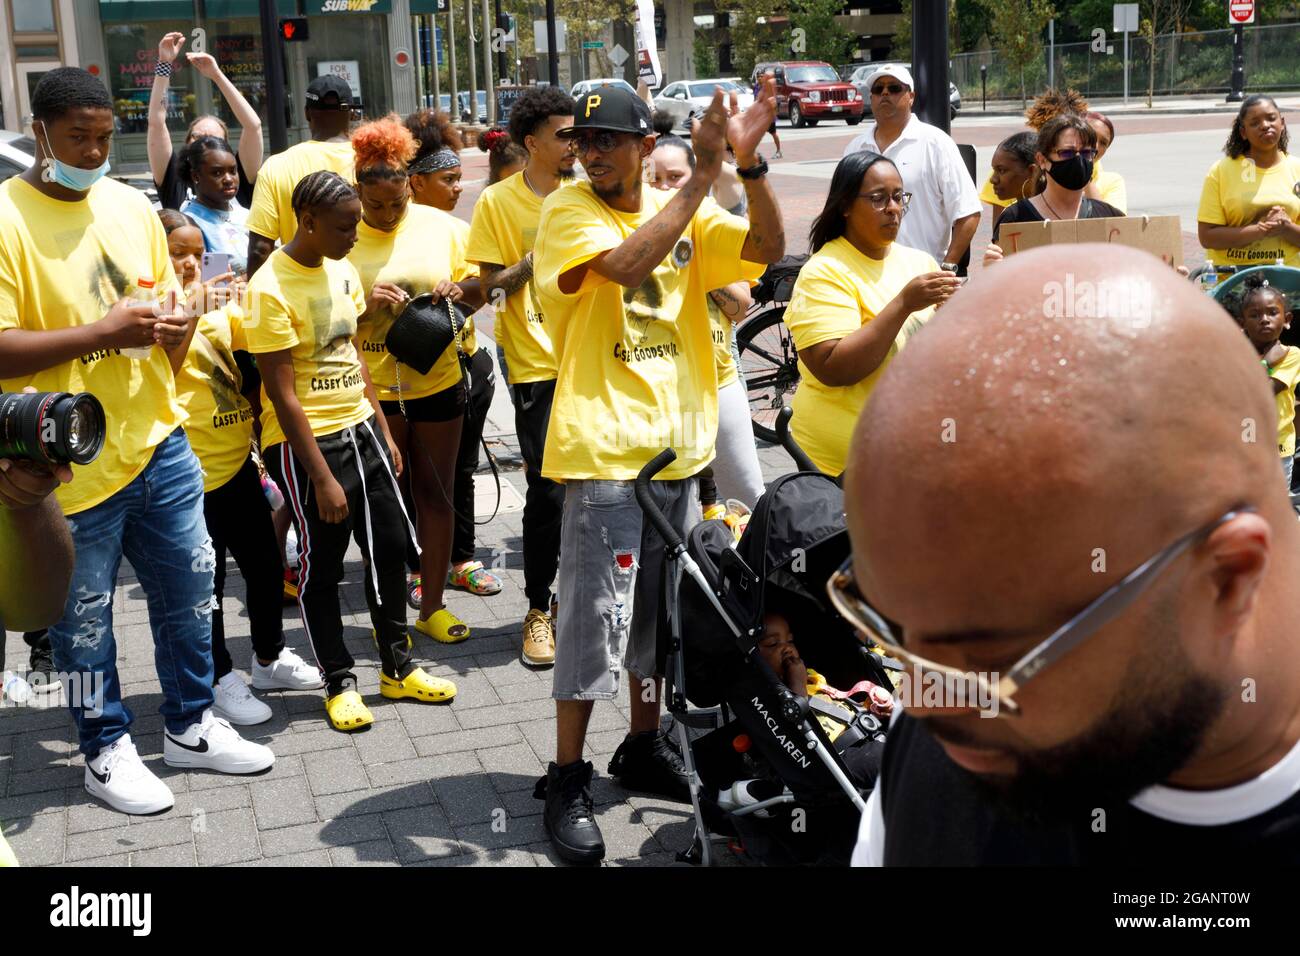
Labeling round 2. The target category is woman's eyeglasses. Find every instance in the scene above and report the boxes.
[871,83,906,96]
[857,190,912,211]
[1051,148,1098,162]
[569,130,625,154]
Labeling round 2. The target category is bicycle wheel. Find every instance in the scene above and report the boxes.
[737,305,799,444]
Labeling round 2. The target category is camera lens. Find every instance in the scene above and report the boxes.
[0,391,106,466]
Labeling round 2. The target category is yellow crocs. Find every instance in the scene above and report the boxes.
[0,824,18,867]
[414,607,471,644]
[325,690,374,732]
[380,667,457,703]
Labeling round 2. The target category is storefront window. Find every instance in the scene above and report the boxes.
[207,19,267,129]
[103,22,196,133]
[303,14,392,118]
[12,0,57,33]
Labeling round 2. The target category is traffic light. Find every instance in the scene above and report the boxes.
[279,17,309,42]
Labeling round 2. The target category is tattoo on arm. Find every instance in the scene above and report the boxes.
[709,287,744,318]
[484,254,534,302]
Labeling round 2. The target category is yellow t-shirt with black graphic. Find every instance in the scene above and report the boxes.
[535,182,763,482]
[785,237,937,477]
[1270,347,1300,458]
[349,204,474,403]
[243,248,370,449]
[1197,153,1300,268]
[246,139,355,245]
[0,177,185,515]
[466,171,564,384]
[174,302,255,492]
[708,295,738,389]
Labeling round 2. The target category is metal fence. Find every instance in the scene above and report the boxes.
[950,22,1300,104]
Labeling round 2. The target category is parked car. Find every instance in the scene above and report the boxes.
[0,130,160,206]
[653,78,754,131]
[846,62,961,120]
[750,61,863,128]
[570,78,637,101]
[431,91,489,123]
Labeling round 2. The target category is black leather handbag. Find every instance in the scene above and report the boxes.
[385,292,462,375]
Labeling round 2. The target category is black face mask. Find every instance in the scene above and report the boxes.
[1047,153,1093,191]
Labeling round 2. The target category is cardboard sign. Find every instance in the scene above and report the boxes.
[999,214,1184,268]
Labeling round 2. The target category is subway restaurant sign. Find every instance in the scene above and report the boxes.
[307,0,392,12]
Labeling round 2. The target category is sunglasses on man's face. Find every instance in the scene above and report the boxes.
[871,83,907,96]
[571,130,627,154]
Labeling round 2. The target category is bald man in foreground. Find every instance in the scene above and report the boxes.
[842,245,1300,864]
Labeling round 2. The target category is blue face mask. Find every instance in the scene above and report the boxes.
[39,126,110,192]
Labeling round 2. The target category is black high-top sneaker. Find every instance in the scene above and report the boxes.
[608,730,690,802]
[535,760,604,865]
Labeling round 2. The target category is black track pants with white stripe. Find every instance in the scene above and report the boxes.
[266,415,415,693]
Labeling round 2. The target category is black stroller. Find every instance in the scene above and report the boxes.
[635,443,899,866]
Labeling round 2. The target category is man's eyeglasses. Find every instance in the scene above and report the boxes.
[570,129,626,154]
[1051,147,1097,162]
[857,190,912,211]
[825,505,1254,716]
[871,83,907,96]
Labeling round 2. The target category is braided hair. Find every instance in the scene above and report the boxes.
[291,170,357,220]
[178,135,236,187]
[1224,95,1289,159]
[352,114,417,185]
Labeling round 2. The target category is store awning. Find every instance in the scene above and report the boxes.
[98,0,323,23]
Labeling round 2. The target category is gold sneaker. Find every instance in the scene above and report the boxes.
[521,608,556,667]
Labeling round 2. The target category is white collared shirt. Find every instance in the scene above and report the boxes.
[843,114,982,262]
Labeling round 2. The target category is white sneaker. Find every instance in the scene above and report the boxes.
[251,647,324,691]
[163,709,275,774]
[212,672,273,726]
[85,734,175,815]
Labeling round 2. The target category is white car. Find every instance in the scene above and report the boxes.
[654,79,754,132]
[570,78,637,101]
[0,129,160,206]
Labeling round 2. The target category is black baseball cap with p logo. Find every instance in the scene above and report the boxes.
[558,85,652,138]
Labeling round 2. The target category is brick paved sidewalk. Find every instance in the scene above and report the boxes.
[0,344,801,867]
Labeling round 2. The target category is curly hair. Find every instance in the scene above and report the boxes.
[1224,94,1289,159]
[1236,271,1291,320]
[651,110,677,138]
[507,85,576,145]
[178,135,236,187]
[31,67,111,122]
[405,108,464,162]
[352,114,418,184]
[480,126,528,184]
[291,170,357,219]
[1024,88,1089,130]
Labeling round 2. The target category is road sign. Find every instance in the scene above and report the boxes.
[1230,0,1255,25]
[1112,3,1138,33]
[582,40,604,49]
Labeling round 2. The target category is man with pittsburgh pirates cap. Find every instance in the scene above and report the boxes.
[531,78,785,864]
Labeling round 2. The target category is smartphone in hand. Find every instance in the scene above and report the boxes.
[201,252,232,284]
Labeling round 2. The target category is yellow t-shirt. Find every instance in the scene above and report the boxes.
[978,173,1016,208]
[1197,154,1300,268]
[349,204,474,403]
[246,139,355,245]
[444,215,480,357]
[1270,347,1300,457]
[708,294,738,388]
[174,302,255,492]
[0,177,185,515]
[1093,162,1128,214]
[535,182,762,481]
[466,171,562,384]
[243,248,371,449]
[785,237,937,476]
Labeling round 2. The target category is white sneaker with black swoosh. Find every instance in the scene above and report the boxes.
[84,734,175,815]
[162,709,275,774]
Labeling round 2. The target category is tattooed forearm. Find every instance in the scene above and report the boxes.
[483,253,534,303]
[741,174,785,263]
[709,287,743,318]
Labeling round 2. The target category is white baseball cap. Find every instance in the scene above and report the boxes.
[863,65,915,92]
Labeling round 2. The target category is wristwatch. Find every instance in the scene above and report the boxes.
[940,262,959,273]
[736,157,769,181]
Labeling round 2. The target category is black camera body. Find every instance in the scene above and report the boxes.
[0,391,106,466]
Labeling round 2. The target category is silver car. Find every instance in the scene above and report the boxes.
[570,78,637,101]
[847,62,961,120]
[653,79,754,132]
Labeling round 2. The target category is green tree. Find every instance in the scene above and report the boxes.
[978,0,1055,106]
[790,0,851,65]
[695,31,720,77]
[726,0,785,77]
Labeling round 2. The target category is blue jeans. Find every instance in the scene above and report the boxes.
[47,428,216,759]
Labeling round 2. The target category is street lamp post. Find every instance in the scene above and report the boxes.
[1227,22,1245,103]
[545,0,559,86]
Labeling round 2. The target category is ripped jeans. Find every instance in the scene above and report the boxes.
[47,428,216,759]
[552,477,700,701]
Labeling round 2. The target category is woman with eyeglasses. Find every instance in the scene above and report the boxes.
[1198,94,1300,271]
[983,114,1124,267]
[784,151,960,477]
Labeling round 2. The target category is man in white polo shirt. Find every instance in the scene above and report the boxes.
[843,65,979,271]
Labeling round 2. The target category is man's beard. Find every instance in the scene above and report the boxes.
[557,165,576,180]
[590,177,625,201]
[922,592,1228,827]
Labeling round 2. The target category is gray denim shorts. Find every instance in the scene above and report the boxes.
[552,477,701,701]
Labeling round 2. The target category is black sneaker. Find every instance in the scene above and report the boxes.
[26,635,60,696]
[608,730,690,802]
[534,761,604,865]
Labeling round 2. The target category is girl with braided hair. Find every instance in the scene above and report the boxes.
[348,114,477,646]
[246,170,457,731]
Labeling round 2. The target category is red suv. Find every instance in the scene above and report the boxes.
[752,61,864,128]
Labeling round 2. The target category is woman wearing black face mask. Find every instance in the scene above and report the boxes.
[983,114,1123,266]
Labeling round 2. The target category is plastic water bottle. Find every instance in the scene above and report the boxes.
[2,670,32,705]
[260,472,285,511]
[122,277,157,359]
[1199,260,1219,294]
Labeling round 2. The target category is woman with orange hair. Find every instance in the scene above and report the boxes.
[348,115,477,645]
